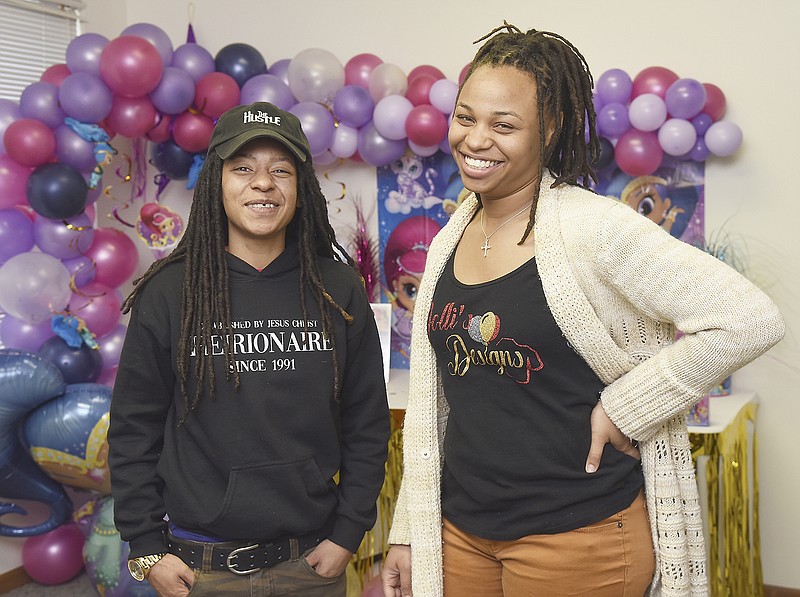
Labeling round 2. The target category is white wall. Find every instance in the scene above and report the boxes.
[3,0,798,589]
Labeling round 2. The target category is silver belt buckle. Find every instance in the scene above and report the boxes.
[225,544,260,575]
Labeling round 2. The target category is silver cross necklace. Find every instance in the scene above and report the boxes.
[479,202,533,257]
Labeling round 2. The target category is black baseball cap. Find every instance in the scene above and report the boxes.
[208,102,310,162]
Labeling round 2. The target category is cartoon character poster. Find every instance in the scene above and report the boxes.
[378,151,464,369]
[591,156,705,246]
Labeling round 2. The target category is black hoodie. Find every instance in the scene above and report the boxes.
[108,245,390,557]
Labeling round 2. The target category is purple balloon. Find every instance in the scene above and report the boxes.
[149,66,195,115]
[0,208,34,264]
[34,212,94,259]
[121,22,174,66]
[0,313,54,352]
[54,124,97,172]
[691,113,713,136]
[172,43,215,83]
[66,33,109,75]
[61,254,96,288]
[333,85,374,128]
[689,137,710,162]
[664,78,707,120]
[240,74,296,110]
[357,121,407,166]
[595,68,633,106]
[288,101,335,157]
[373,94,413,140]
[597,102,631,138]
[268,58,291,86]
[58,72,113,123]
[20,82,65,129]
[0,99,22,153]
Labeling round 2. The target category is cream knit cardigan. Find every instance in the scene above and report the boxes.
[388,174,785,597]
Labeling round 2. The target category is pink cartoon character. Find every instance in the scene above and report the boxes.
[136,202,183,249]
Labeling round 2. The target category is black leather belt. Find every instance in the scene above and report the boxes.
[167,530,327,575]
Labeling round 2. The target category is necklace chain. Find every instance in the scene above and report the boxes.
[479,202,532,257]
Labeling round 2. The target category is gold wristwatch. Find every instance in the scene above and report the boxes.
[127,553,166,581]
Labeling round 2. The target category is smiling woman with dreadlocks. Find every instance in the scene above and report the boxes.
[107,102,389,597]
[381,23,783,597]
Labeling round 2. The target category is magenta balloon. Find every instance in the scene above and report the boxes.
[84,227,139,289]
[0,154,31,208]
[146,113,174,143]
[0,98,22,153]
[68,282,122,337]
[172,43,215,83]
[408,64,445,84]
[595,68,633,106]
[333,85,374,128]
[664,78,707,120]
[3,118,56,167]
[268,58,291,86]
[373,94,413,140]
[330,123,359,159]
[406,105,448,147]
[0,312,53,352]
[240,74,296,110]
[194,72,240,118]
[149,66,195,115]
[597,102,631,139]
[22,523,86,585]
[357,121,406,167]
[121,22,174,66]
[106,95,157,138]
[429,79,458,114]
[62,254,96,288]
[0,208,34,263]
[657,118,697,156]
[96,322,127,368]
[66,33,109,74]
[96,364,118,388]
[59,72,113,123]
[627,93,667,132]
[172,111,214,153]
[631,66,679,100]
[99,35,163,98]
[40,63,71,86]
[54,124,97,172]
[614,129,663,176]
[19,82,65,129]
[345,53,383,88]
[34,212,94,259]
[406,75,436,107]
[288,101,335,156]
[704,121,743,157]
[702,83,726,122]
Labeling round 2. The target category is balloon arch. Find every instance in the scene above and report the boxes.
[0,20,742,593]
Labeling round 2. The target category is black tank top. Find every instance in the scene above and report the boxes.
[428,253,642,540]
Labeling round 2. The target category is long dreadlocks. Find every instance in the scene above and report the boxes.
[462,21,601,242]
[122,152,354,420]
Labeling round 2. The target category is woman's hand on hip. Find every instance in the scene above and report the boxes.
[585,400,640,473]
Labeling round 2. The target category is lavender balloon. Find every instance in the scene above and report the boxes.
[240,74,296,110]
[58,72,113,123]
[704,121,743,157]
[595,68,633,106]
[61,255,96,288]
[149,66,195,115]
[429,79,458,115]
[333,85,374,128]
[54,124,97,172]
[268,58,291,86]
[66,33,109,74]
[34,212,94,260]
[373,94,413,140]
[20,83,65,129]
[0,314,53,352]
[357,121,406,167]
[664,78,707,120]
[172,43,215,83]
[288,101,335,156]
[121,22,174,66]
[628,93,667,132]
[0,252,72,324]
[0,209,34,264]
[597,102,631,139]
[657,118,697,156]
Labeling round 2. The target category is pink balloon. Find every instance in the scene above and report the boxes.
[406,105,448,147]
[172,111,215,153]
[22,523,85,585]
[345,53,383,88]
[406,74,436,107]
[0,154,31,209]
[702,83,726,122]
[631,66,679,100]
[3,118,56,167]
[99,35,164,97]
[68,281,122,337]
[84,227,139,289]
[614,129,663,176]
[458,63,471,86]
[147,113,174,143]
[106,95,157,138]
[407,64,445,84]
[40,63,71,86]
[194,72,240,118]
